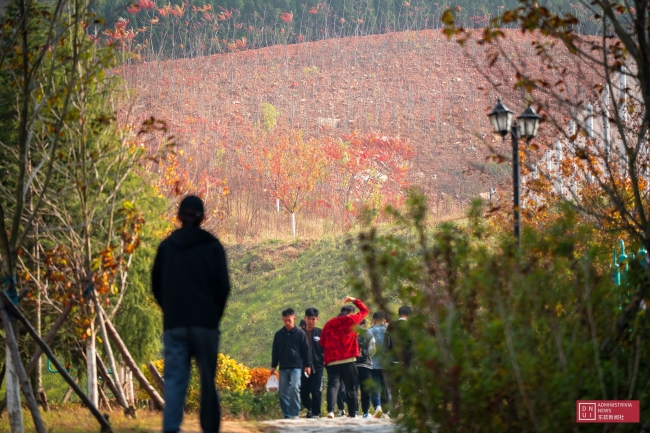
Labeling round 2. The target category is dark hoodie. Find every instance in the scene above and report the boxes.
[152,226,230,330]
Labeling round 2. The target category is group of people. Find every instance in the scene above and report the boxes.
[270,297,412,420]
[151,195,412,433]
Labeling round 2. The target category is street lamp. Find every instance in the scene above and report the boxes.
[488,98,542,244]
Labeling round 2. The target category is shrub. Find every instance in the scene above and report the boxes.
[248,367,273,395]
[216,353,251,391]
[140,353,251,409]
[221,388,282,420]
[349,190,650,432]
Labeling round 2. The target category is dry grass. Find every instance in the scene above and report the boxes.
[0,407,265,433]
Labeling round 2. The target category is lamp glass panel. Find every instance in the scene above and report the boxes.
[505,112,513,132]
[523,119,532,138]
[532,118,540,137]
[489,113,499,133]
[529,119,537,137]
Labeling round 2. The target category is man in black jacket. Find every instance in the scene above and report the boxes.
[300,307,324,418]
[152,195,231,433]
[355,319,376,418]
[270,308,311,419]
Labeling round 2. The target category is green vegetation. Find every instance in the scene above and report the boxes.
[220,237,351,367]
[349,190,650,432]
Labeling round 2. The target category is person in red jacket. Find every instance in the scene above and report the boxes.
[319,296,369,418]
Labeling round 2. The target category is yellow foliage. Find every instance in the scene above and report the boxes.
[139,354,251,406]
[216,353,251,391]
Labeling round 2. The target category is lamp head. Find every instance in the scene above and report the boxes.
[517,105,543,140]
[488,98,514,137]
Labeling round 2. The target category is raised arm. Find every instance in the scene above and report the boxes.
[347,297,369,325]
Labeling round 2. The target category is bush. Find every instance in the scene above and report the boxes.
[216,353,251,391]
[137,353,251,412]
[221,388,282,420]
[348,190,650,432]
[248,367,273,395]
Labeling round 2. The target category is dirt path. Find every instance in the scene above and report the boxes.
[261,417,394,433]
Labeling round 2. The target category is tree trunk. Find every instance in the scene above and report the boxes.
[5,338,24,433]
[0,291,112,432]
[102,310,164,409]
[0,301,46,433]
[92,290,129,410]
[38,389,49,413]
[126,370,134,406]
[86,322,98,407]
[276,198,280,213]
[33,286,45,410]
[291,212,296,237]
[32,221,47,411]
[147,362,165,396]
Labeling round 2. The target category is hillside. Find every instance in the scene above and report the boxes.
[220,237,351,367]
[121,29,591,239]
[122,30,505,197]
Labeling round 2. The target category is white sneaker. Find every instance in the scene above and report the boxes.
[327,412,335,418]
[374,407,383,418]
[290,416,299,420]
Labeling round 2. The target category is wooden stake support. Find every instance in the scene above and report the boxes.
[91,289,129,411]
[0,292,113,433]
[147,362,165,396]
[96,355,136,417]
[100,308,165,409]
[0,297,46,433]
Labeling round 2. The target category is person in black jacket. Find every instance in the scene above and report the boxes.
[300,307,324,418]
[151,195,231,433]
[384,305,413,411]
[270,308,312,419]
[385,306,413,366]
[354,320,376,418]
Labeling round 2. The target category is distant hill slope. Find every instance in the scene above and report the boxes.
[121,30,512,204]
[220,238,350,367]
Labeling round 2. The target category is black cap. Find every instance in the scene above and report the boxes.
[178,195,204,217]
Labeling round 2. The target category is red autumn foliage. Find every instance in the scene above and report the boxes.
[118,29,598,237]
[248,367,273,394]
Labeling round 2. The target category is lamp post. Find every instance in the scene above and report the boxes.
[488,99,542,245]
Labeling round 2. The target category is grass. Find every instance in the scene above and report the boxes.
[220,236,352,367]
[0,407,265,433]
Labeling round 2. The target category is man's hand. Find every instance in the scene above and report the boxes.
[304,367,311,376]
[344,296,356,303]
[270,368,276,376]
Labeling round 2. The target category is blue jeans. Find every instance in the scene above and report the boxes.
[279,368,302,418]
[163,327,220,433]
[370,369,390,409]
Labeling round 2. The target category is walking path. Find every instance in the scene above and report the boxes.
[262,417,394,433]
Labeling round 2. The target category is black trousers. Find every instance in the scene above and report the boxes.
[326,362,358,416]
[300,368,324,416]
[337,383,345,411]
[354,367,373,414]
